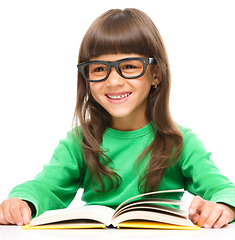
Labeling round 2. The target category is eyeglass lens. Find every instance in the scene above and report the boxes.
[84,59,144,81]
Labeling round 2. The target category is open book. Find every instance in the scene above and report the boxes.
[22,189,200,230]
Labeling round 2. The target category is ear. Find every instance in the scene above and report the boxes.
[151,65,162,86]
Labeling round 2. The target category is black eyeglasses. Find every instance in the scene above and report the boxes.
[77,57,156,82]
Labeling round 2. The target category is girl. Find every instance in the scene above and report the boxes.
[0,8,235,229]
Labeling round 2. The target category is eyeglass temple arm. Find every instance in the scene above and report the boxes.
[149,58,156,64]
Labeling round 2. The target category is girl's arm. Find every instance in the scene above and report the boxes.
[7,129,85,218]
[178,127,235,228]
[188,195,235,228]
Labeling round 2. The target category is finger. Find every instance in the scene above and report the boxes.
[10,200,24,226]
[197,201,218,228]
[189,195,205,215]
[213,210,230,229]
[1,200,16,225]
[0,206,10,225]
[188,196,206,225]
[203,204,223,229]
[189,212,200,224]
[21,202,32,225]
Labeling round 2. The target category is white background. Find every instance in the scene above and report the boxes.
[0,0,234,208]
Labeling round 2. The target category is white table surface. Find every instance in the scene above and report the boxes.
[1,223,235,240]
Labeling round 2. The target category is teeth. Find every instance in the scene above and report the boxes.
[107,93,131,99]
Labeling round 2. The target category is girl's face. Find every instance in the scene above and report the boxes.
[89,53,161,131]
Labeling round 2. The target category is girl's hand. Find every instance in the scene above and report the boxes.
[188,195,235,228]
[0,198,31,226]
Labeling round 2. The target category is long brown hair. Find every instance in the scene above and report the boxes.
[73,8,184,193]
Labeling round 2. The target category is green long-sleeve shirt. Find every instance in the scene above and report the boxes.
[8,123,235,217]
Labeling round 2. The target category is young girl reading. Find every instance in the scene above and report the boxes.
[0,8,235,229]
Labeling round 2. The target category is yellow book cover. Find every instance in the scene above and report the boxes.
[22,221,200,230]
[21,222,106,230]
[118,221,200,230]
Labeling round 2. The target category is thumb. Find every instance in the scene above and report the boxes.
[21,202,32,225]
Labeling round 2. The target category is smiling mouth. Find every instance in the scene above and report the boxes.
[106,92,132,100]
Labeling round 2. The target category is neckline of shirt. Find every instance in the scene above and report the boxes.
[104,122,156,139]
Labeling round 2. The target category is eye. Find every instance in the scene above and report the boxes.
[94,67,106,72]
[88,63,107,74]
[123,65,136,69]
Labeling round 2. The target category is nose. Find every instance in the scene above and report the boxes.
[106,67,125,88]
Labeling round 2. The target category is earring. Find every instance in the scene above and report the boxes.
[153,83,158,89]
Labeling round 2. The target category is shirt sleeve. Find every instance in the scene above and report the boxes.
[8,129,86,217]
[179,128,235,208]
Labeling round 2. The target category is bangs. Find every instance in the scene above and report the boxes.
[79,9,154,62]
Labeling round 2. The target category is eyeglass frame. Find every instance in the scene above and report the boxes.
[77,57,157,82]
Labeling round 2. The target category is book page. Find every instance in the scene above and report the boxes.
[113,201,188,219]
[114,189,185,215]
[29,205,115,226]
[112,210,194,227]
